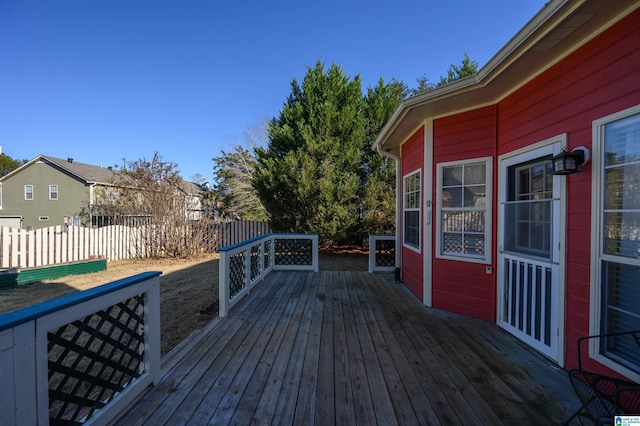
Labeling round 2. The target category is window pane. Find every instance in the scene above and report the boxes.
[504,200,551,259]
[600,111,640,374]
[603,211,640,258]
[601,261,640,373]
[443,165,461,186]
[604,163,640,210]
[439,160,489,260]
[404,171,421,249]
[464,164,486,184]
[444,187,463,208]
[404,210,420,248]
[464,211,485,233]
[442,233,462,254]
[605,114,640,166]
[467,185,486,207]
[602,114,640,260]
[443,212,463,232]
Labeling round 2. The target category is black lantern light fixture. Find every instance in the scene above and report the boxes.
[551,146,590,175]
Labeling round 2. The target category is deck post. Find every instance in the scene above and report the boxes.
[219,251,229,317]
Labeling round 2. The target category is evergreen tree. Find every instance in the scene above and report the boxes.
[254,61,404,246]
[0,153,27,176]
[409,74,435,96]
[361,78,407,235]
[437,52,479,86]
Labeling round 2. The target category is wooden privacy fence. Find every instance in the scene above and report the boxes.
[0,221,270,269]
[202,220,271,252]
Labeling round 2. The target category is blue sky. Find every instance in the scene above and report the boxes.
[0,1,547,183]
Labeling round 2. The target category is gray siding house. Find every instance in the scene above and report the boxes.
[0,155,208,229]
[0,155,118,229]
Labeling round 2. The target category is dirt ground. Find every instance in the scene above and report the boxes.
[0,247,368,355]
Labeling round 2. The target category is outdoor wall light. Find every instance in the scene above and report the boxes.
[551,146,590,175]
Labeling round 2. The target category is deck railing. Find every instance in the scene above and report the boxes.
[368,234,396,273]
[0,271,161,426]
[218,233,319,317]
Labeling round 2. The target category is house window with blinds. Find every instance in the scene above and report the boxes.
[596,108,640,374]
[403,170,421,251]
[437,158,492,263]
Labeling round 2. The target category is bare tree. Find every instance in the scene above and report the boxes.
[102,152,216,258]
[212,119,269,221]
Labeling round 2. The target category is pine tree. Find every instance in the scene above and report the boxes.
[437,52,479,86]
[254,61,404,246]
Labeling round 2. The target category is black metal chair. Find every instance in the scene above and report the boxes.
[564,330,640,425]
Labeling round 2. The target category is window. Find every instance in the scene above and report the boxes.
[505,159,554,259]
[437,158,492,262]
[50,184,58,200]
[403,170,421,250]
[594,107,640,377]
[25,185,33,200]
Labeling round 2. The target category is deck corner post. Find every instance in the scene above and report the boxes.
[312,234,319,272]
[145,275,162,385]
[368,234,374,273]
[219,252,229,317]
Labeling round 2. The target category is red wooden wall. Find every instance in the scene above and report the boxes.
[400,126,424,299]
[431,106,497,321]
[397,7,640,376]
[497,8,640,373]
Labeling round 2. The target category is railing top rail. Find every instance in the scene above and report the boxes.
[0,271,162,332]
[216,233,272,253]
[217,233,318,253]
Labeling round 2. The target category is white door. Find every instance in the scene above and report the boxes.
[497,141,565,363]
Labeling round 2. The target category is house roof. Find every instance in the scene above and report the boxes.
[0,155,120,185]
[373,0,640,154]
[178,180,207,196]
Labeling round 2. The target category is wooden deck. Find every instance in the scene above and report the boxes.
[116,270,578,425]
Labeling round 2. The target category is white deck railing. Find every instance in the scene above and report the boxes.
[0,272,161,426]
[218,233,319,317]
[368,234,396,273]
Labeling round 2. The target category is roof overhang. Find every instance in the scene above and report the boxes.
[374,0,640,156]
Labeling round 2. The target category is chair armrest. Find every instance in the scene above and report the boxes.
[615,385,640,414]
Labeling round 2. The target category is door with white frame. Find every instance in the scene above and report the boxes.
[498,138,566,364]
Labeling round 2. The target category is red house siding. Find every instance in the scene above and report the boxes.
[497,9,640,374]
[400,127,424,299]
[396,7,640,377]
[431,106,497,321]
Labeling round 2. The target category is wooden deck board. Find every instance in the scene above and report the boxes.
[116,270,577,425]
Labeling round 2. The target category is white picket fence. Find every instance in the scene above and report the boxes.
[0,225,141,269]
[0,221,270,269]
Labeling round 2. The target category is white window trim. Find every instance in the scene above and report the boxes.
[436,156,493,264]
[49,184,59,200]
[590,104,640,383]
[25,184,33,201]
[403,169,422,253]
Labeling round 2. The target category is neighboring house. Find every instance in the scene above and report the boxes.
[0,155,119,229]
[374,0,640,384]
[0,155,208,229]
[177,180,209,221]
